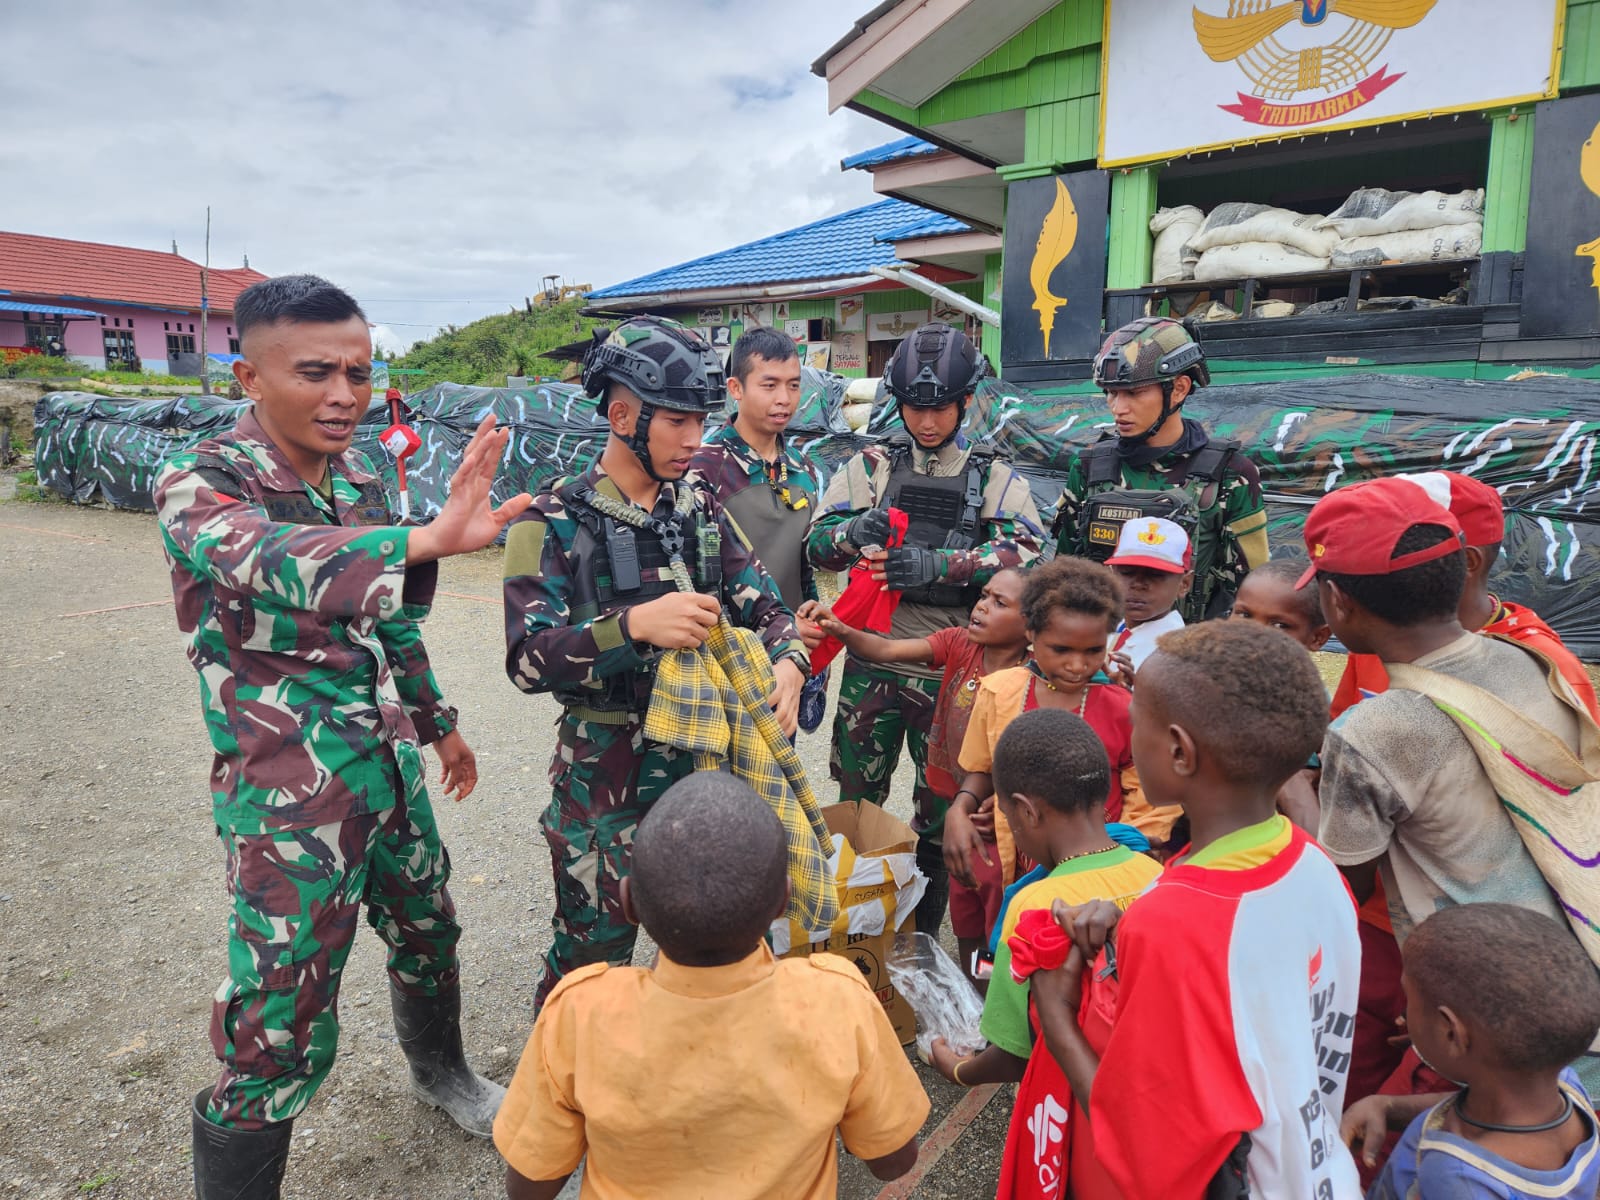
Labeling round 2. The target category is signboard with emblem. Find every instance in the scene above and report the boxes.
[1100,0,1563,167]
[1000,169,1111,369]
[1522,92,1600,339]
[866,309,930,341]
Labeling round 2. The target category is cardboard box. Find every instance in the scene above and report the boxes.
[770,802,926,1044]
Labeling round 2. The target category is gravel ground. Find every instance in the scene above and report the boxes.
[0,492,1006,1199]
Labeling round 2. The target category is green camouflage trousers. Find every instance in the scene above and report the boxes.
[830,659,943,834]
[203,787,458,1130]
[535,711,692,1009]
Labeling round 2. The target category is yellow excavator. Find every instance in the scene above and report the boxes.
[531,274,593,308]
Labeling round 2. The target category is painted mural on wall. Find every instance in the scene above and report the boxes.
[34,371,1600,654]
[1525,92,1600,338]
[1000,170,1110,369]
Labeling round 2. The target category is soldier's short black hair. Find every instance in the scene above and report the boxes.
[630,771,788,963]
[992,709,1111,817]
[1322,523,1465,626]
[1142,621,1328,789]
[729,326,799,384]
[235,274,366,343]
[1406,904,1600,1072]
[1247,558,1325,626]
[1021,556,1125,634]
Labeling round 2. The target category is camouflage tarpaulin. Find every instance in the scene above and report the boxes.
[32,371,1600,656]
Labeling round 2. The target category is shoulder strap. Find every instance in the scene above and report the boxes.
[1082,439,1122,488]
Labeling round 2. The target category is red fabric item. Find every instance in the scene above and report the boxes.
[808,508,909,675]
[1007,908,1072,982]
[924,628,990,799]
[1347,915,1406,1108]
[1297,478,1463,587]
[1024,679,1135,823]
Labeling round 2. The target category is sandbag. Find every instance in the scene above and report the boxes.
[1186,201,1337,259]
[1150,204,1204,284]
[1329,222,1483,269]
[1194,241,1331,280]
[1316,187,1485,238]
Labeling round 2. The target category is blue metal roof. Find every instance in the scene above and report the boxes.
[587,199,969,300]
[0,299,100,318]
[841,137,941,171]
[877,212,971,242]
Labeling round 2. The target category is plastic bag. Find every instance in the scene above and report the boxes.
[887,931,987,1060]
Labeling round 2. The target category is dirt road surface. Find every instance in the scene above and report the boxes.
[0,496,1010,1199]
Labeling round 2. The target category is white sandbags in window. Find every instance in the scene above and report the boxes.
[1193,241,1333,280]
[1329,223,1483,268]
[1150,205,1204,283]
[1186,201,1338,260]
[1315,188,1485,238]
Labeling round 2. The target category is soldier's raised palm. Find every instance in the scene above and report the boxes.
[409,415,532,562]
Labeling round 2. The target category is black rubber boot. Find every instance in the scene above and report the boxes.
[389,981,505,1139]
[191,1088,292,1200]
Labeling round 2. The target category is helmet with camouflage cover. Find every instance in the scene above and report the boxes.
[582,315,724,480]
[884,322,991,448]
[1092,316,1209,443]
[1092,316,1210,392]
[581,316,726,415]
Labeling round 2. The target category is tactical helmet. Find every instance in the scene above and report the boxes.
[884,322,990,409]
[1092,317,1210,392]
[581,316,726,414]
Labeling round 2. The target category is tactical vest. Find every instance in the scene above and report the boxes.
[1072,437,1242,623]
[881,435,996,609]
[190,453,393,528]
[553,480,715,717]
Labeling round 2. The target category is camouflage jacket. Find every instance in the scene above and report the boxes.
[154,410,454,835]
[806,435,1043,679]
[690,424,820,611]
[502,462,805,713]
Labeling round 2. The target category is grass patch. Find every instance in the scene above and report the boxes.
[78,1172,119,1194]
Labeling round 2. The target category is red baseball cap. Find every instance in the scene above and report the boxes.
[1296,477,1465,588]
[1394,471,1505,547]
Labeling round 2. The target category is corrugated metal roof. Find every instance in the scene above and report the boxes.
[0,231,266,313]
[587,199,969,300]
[0,299,101,317]
[841,136,941,171]
[877,212,971,242]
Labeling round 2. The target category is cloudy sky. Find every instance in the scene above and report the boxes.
[1,1,888,351]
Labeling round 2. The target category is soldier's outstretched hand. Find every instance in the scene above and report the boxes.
[628,592,720,649]
[407,414,533,563]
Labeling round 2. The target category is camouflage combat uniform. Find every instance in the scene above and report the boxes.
[155,410,462,1130]
[502,464,803,1008]
[807,434,1043,842]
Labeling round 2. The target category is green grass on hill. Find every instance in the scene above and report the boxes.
[389,298,601,389]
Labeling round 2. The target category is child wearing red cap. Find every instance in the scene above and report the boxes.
[1330,471,1598,722]
[1304,477,1600,1102]
[1105,516,1193,671]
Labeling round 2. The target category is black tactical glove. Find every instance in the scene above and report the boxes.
[843,508,893,551]
[883,546,942,591]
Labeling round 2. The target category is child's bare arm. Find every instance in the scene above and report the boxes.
[815,607,934,665]
[863,1136,919,1181]
[943,771,996,889]
[506,1167,571,1200]
[929,1039,1028,1086]
[1341,1092,1448,1169]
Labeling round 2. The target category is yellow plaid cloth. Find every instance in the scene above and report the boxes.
[645,619,838,933]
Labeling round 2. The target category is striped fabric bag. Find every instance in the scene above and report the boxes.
[1389,642,1600,971]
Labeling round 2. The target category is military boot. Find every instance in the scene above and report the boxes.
[389,981,505,1138]
[191,1088,292,1200]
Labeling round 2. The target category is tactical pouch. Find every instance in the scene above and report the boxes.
[1077,488,1198,562]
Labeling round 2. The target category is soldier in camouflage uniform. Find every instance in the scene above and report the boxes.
[1053,317,1268,622]
[156,276,530,1199]
[502,316,806,1009]
[807,323,1043,936]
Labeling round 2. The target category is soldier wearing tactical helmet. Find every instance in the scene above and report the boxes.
[502,315,808,1008]
[1053,316,1268,624]
[808,322,1043,937]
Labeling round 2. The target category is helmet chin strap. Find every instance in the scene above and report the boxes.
[627,401,675,483]
[1122,382,1181,445]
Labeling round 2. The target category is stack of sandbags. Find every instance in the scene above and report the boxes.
[1188,202,1337,279]
[842,376,878,431]
[1150,205,1204,283]
[1316,187,1484,268]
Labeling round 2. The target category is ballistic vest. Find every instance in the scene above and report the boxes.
[880,434,996,609]
[553,479,712,717]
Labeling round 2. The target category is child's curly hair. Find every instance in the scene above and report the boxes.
[1021,556,1124,634]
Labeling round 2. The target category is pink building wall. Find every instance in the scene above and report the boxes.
[0,294,239,372]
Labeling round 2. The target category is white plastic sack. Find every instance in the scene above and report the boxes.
[1316,187,1485,238]
[1329,222,1483,268]
[1186,201,1337,259]
[887,931,987,1059]
[1150,205,1204,284]
[842,401,873,431]
[1193,241,1331,280]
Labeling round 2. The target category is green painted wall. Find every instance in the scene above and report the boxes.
[1483,110,1537,252]
[1562,0,1600,90]
[1107,168,1159,289]
[982,252,1004,365]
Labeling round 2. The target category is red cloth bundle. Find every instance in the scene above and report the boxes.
[1007,907,1072,983]
[809,507,909,675]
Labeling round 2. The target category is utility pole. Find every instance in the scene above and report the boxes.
[199,206,211,395]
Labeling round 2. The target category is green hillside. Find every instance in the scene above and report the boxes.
[388,298,601,388]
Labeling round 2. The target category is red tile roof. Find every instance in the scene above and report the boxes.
[0,230,268,314]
